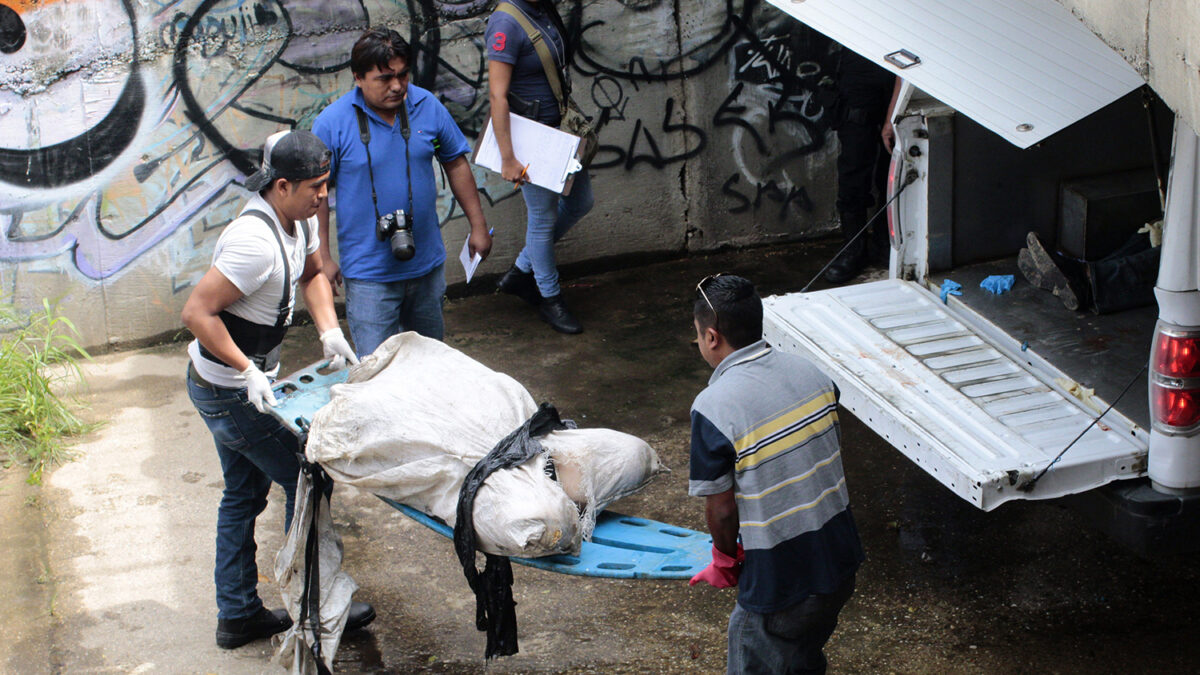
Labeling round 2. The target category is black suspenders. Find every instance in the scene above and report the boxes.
[198,209,308,372]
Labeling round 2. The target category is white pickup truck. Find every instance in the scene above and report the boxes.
[763,0,1200,554]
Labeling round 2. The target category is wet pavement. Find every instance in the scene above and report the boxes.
[4,240,1200,673]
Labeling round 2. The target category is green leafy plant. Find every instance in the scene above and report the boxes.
[0,298,96,484]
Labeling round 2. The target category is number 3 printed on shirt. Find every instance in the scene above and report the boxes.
[492,32,507,51]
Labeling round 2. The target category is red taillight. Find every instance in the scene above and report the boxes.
[1150,325,1200,431]
[1152,387,1200,428]
[1153,332,1200,378]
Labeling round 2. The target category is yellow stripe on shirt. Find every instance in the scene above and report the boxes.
[735,411,838,472]
[733,390,837,454]
[737,449,842,500]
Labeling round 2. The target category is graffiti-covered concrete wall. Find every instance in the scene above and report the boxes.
[0,0,842,348]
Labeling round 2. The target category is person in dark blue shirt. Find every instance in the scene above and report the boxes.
[313,28,492,357]
[487,0,594,334]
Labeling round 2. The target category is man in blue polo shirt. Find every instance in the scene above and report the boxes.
[688,274,864,674]
[313,27,492,357]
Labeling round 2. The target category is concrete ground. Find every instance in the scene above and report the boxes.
[4,241,1200,674]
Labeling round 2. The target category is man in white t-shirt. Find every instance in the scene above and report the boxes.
[182,130,373,649]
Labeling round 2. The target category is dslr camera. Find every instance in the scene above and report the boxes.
[376,209,415,261]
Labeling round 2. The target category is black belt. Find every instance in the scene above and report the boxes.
[188,361,236,391]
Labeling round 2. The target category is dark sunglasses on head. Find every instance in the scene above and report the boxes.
[696,273,726,319]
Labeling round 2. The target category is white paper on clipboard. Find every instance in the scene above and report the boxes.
[473,113,582,194]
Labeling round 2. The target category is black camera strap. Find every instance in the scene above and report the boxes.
[354,103,414,221]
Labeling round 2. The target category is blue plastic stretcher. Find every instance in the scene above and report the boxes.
[269,360,711,580]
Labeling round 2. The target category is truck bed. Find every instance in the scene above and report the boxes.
[943,257,1154,429]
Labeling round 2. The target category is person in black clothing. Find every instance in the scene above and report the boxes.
[824,49,898,284]
[1020,229,1159,314]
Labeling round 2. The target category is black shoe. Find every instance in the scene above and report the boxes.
[820,249,868,283]
[345,600,376,633]
[539,294,583,334]
[216,607,293,649]
[1018,232,1085,311]
[497,265,541,307]
[824,210,869,284]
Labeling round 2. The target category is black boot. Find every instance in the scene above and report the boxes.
[345,600,376,632]
[497,265,540,307]
[1018,232,1089,311]
[539,294,583,334]
[823,210,869,284]
[216,607,292,649]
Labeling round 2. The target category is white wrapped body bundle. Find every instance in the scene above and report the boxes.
[305,333,665,557]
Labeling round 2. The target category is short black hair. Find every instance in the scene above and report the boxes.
[693,275,763,350]
[350,27,412,78]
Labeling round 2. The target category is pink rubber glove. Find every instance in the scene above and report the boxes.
[689,544,745,588]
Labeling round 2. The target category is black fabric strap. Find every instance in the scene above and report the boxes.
[295,443,334,675]
[243,209,295,329]
[354,105,414,223]
[354,107,382,222]
[495,2,568,116]
[453,403,568,659]
[197,209,296,372]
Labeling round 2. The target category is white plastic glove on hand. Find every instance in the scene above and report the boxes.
[319,328,359,370]
[241,363,277,413]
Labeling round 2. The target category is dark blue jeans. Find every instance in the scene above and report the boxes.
[186,369,301,620]
[726,574,856,675]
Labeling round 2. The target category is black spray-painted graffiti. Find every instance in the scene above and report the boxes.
[721,173,814,219]
[0,0,841,286]
[0,0,145,189]
[567,0,837,219]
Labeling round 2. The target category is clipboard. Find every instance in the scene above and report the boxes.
[473,113,584,195]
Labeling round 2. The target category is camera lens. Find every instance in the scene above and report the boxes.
[389,229,415,261]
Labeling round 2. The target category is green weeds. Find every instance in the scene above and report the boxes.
[0,299,96,484]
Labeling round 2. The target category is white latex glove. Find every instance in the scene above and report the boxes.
[241,363,277,413]
[319,327,359,370]
[1138,219,1163,248]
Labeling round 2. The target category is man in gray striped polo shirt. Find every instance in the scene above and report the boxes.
[688,274,863,674]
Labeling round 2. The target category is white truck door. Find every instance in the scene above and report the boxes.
[762,0,1153,509]
[763,0,1144,149]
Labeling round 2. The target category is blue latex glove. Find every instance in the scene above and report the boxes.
[980,274,1015,295]
[940,279,962,304]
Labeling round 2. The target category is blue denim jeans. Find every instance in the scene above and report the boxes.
[187,370,302,620]
[516,170,594,298]
[726,574,856,675]
[343,263,447,358]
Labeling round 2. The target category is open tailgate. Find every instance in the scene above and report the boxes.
[764,0,1144,148]
[763,280,1148,510]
